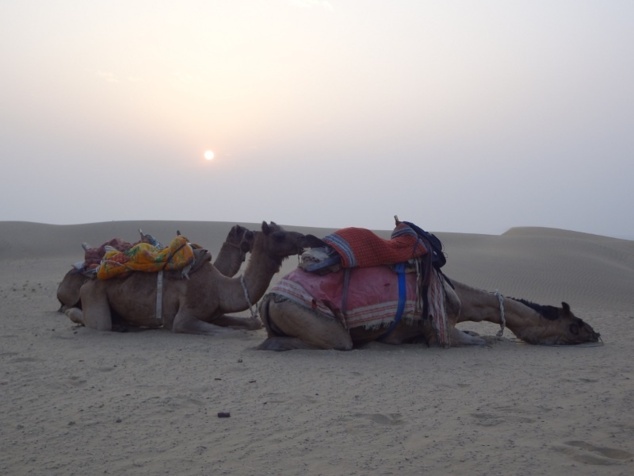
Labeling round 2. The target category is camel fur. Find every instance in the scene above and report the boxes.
[64,222,304,335]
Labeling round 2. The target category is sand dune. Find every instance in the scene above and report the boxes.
[1,221,633,475]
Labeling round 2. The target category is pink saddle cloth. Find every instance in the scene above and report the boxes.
[271,267,434,331]
[271,266,451,345]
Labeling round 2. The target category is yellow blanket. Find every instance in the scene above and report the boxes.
[97,235,194,280]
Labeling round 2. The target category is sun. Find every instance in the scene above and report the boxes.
[204,150,215,161]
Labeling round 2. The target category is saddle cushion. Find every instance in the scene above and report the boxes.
[322,222,427,268]
[97,235,194,279]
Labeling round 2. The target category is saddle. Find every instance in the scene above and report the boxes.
[97,235,203,280]
[300,218,446,273]
[297,218,449,342]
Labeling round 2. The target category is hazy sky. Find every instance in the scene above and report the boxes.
[2,1,633,238]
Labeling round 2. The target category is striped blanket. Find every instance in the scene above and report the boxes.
[270,266,450,345]
[322,222,428,268]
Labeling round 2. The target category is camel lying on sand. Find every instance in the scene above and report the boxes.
[65,222,305,335]
[256,221,601,351]
[57,225,254,312]
[257,275,600,351]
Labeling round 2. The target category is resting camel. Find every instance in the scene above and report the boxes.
[65,222,305,335]
[56,225,254,312]
[257,275,600,350]
[256,223,601,350]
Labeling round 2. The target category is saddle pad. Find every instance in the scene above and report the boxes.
[322,222,427,268]
[97,235,194,279]
[270,267,421,330]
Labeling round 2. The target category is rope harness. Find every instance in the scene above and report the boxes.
[241,275,258,319]
[494,289,506,337]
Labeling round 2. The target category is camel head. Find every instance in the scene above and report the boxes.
[240,228,255,254]
[227,225,255,256]
[556,302,601,344]
[258,221,306,262]
[514,299,601,345]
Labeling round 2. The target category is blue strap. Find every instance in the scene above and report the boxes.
[378,263,407,340]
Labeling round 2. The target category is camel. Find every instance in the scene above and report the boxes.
[256,221,601,351]
[64,222,306,335]
[56,225,254,312]
[257,274,600,351]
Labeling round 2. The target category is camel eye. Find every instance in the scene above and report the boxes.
[569,323,580,335]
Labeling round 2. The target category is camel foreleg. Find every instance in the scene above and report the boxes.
[257,295,353,351]
[65,281,113,331]
[172,309,239,336]
[65,307,85,326]
[448,327,488,346]
[208,314,263,330]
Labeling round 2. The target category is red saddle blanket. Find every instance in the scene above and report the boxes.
[322,222,428,268]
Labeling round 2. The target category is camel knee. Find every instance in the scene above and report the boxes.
[65,308,84,325]
[261,296,352,351]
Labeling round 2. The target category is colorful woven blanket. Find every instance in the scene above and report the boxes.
[270,266,449,344]
[82,238,135,270]
[97,235,194,280]
[322,222,428,268]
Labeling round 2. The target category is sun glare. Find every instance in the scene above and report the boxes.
[204,150,215,161]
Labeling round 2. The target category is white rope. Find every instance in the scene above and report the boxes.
[494,289,505,337]
[240,275,258,318]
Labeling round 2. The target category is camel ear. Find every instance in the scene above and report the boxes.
[562,302,571,315]
[261,221,270,234]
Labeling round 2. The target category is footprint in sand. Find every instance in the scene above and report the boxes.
[343,412,404,433]
[470,406,537,427]
[553,440,633,465]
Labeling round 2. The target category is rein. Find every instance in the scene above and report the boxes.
[221,240,248,262]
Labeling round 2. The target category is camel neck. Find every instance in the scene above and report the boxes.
[240,252,284,301]
[214,241,245,276]
[453,280,541,330]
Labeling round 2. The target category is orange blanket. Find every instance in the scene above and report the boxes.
[97,235,194,280]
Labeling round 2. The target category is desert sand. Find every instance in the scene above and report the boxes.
[1,220,633,475]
